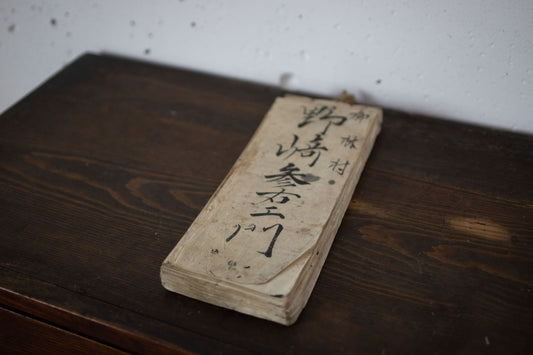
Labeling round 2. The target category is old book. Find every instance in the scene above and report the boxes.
[161,95,382,325]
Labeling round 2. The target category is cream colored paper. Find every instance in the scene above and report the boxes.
[162,95,382,324]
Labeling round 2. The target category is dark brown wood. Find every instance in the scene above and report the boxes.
[371,110,533,204]
[0,53,532,354]
[0,306,125,354]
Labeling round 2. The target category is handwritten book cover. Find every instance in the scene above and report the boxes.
[161,95,382,325]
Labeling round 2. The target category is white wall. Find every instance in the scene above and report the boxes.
[1,0,532,133]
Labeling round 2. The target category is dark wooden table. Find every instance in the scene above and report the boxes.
[1,53,532,354]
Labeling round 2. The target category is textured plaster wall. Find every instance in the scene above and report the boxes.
[1,0,532,132]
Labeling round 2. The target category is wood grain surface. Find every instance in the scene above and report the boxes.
[0,306,126,354]
[0,53,532,354]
